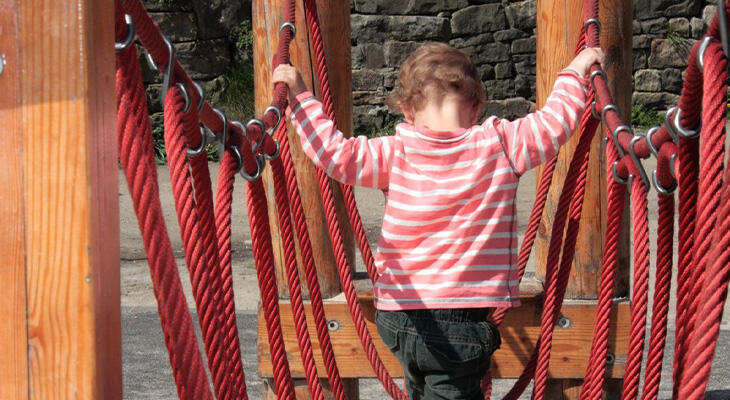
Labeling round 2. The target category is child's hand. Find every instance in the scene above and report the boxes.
[272,64,308,101]
[565,47,605,77]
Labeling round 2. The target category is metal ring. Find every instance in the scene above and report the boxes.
[147,36,176,106]
[186,126,208,158]
[672,107,700,138]
[670,152,677,179]
[263,139,281,160]
[175,82,191,113]
[612,160,630,185]
[279,22,296,36]
[664,107,679,142]
[212,108,228,147]
[612,125,632,158]
[589,69,607,91]
[645,126,661,158]
[601,104,620,122]
[652,169,677,195]
[231,120,248,137]
[697,36,714,72]
[584,18,602,36]
[240,154,265,182]
[246,118,267,153]
[264,106,282,135]
[590,102,600,120]
[629,135,650,190]
[230,146,243,174]
[193,81,205,113]
[115,14,136,52]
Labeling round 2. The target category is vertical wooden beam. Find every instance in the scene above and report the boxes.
[254,0,358,398]
[535,0,632,398]
[0,1,29,398]
[1,0,121,398]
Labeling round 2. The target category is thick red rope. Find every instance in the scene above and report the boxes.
[115,33,212,400]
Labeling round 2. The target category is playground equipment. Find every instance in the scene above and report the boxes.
[1,0,729,399]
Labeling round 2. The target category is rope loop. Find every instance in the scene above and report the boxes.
[589,69,607,92]
[601,103,620,122]
[246,118,267,154]
[584,18,602,36]
[664,106,680,142]
[652,165,677,195]
[263,139,281,160]
[240,153,265,182]
[115,14,136,52]
[646,126,661,157]
[264,105,283,135]
[612,124,632,157]
[175,82,191,114]
[612,160,630,185]
[186,126,208,158]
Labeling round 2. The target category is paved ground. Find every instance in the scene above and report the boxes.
[120,163,730,399]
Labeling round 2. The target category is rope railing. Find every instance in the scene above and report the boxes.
[113,0,730,398]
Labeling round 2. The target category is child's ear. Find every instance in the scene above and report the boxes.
[399,102,415,124]
[471,103,482,124]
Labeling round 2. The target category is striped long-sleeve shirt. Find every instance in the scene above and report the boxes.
[286,71,589,310]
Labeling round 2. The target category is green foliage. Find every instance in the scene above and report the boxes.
[358,119,400,138]
[631,103,663,129]
[667,26,687,47]
[217,65,256,123]
[231,21,254,53]
[152,123,168,165]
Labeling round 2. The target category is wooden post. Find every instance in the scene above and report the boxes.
[0,0,121,399]
[535,0,632,398]
[253,0,358,398]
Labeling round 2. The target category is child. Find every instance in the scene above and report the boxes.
[273,42,604,400]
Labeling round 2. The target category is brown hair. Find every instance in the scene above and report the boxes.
[388,42,485,113]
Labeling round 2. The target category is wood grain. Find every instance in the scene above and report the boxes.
[258,292,631,379]
[16,0,121,398]
[0,1,29,398]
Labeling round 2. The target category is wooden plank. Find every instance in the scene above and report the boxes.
[258,294,631,379]
[18,0,120,398]
[0,1,29,398]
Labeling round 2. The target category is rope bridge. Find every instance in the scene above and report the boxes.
[114,0,730,398]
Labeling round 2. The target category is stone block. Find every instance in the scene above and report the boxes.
[451,4,506,35]
[703,6,717,27]
[486,79,515,100]
[150,12,197,42]
[505,0,536,30]
[635,69,662,92]
[353,91,387,106]
[351,15,451,43]
[515,60,535,76]
[384,41,422,67]
[634,0,660,19]
[659,0,702,17]
[192,0,250,40]
[383,69,400,89]
[352,70,384,91]
[633,34,654,49]
[175,39,231,80]
[353,105,389,132]
[648,38,695,68]
[511,37,535,54]
[450,33,494,49]
[514,74,534,100]
[483,97,534,120]
[352,0,468,15]
[668,17,690,37]
[632,92,679,109]
[479,64,495,81]
[471,43,511,64]
[493,29,527,42]
[353,43,386,69]
[633,52,649,70]
[143,0,193,12]
[690,17,705,38]
[633,20,642,35]
[641,17,669,34]
[495,62,514,79]
[661,68,683,93]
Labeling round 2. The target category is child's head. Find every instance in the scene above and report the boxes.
[389,42,485,118]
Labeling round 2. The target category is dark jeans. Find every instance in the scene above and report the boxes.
[376,308,501,400]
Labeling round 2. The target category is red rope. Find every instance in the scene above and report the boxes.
[677,39,728,400]
[215,149,250,399]
[276,120,348,400]
[269,124,326,400]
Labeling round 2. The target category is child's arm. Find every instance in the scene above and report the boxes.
[273,65,393,189]
[485,47,604,176]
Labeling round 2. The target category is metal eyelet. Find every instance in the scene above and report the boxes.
[590,102,600,120]
[601,104,620,122]
[652,169,677,195]
[645,126,661,158]
[584,18,602,36]
[186,126,208,158]
[145,35,176,105]
[589,69,607,92]
[246,118,267,153]
[612,125,633,158]
[230,146,243,174]
[193,81,205,113]
[175,82,191,113]
[264,105,282,135]
[115,14,136,52]
[629,135,650,190]
[279,22,296,36]
[612,160,630,185]
[240,154,265,182]
[664,107,679,142]
[212,108,228,146]
[672,107,700,138]
[263,139,281,160]
[697,36,714,72]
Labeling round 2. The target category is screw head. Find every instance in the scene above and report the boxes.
[0,54,6,77]
[327,319,340,332]
[557,316,572,329]
[606,352,616,365]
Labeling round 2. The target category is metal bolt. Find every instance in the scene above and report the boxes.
[327,319,340,332]
[85,275,92,283]
[0,54,6,77]
[606,352,616,365]
[557,316,571,329]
